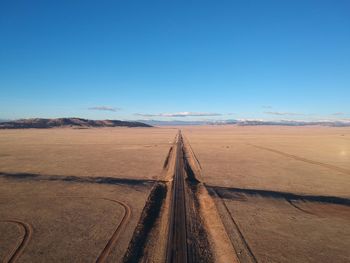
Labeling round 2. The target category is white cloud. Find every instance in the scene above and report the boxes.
[135,112,222,117]
[264,111,305,116]
[88,106,120,112]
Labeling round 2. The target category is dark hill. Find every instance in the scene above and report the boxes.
[0,118,152,129]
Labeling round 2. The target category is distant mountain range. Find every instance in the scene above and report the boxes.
[0,118,152,129]
[216,120,350,127]
[140,119,350,127]
[139,120,211,126]
[1,118,349,128]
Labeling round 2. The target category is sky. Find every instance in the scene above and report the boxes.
[1,0,350,121]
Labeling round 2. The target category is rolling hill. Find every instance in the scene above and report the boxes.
[0,118,152,129]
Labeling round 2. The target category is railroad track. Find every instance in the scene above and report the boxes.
[166,131,188,263]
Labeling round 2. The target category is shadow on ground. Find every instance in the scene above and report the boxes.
[0,172,156,187]
[207,185,350,207]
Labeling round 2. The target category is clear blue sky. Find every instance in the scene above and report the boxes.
[1,0,349,121]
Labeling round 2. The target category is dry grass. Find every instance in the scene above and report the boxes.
[183,125,350,197]
[0,179,149,262]
[1,126,349,262]
[0,127,176,262]
[0,127,177,179]
[224,194,350,263]
[183,125,350,263]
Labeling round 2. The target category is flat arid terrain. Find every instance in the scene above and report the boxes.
[183,126,350,263]
[1,126,350,262]
[0,127,177,262]
[2,1,349,262]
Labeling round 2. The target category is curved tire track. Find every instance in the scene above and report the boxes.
[249,144,350,175]
[0,220,33,263]
[56,196,131,262]
[287,200,315,215]
[96,198,131,263]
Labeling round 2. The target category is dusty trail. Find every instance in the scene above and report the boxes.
[182,134,202,169]
[96,198,132,263]
[213,191,258,263]
[53,196,132,263]
[249,143,350,175]
[0,220,33,263]
[163,146,174,169]
[287,200,315,215]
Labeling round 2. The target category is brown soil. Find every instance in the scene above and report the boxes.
[0,127,176,262]
[2,126,349,262]
[0,178,151,262]
[0,128,177,180]
[182,126,350,263]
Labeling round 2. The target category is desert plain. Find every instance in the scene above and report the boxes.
[0,127,177,262]
[183,125,350,263]
[0,125,350,262]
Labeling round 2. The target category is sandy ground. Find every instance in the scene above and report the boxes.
[0,179,151,262]
[0,127,177,179]
[0,127,176,262]
[1,126,349,262]
[183,125,350,263]
[183,125,350,197]
[216,190,350,263]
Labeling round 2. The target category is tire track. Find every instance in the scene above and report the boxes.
[214,190,258,263]
[163,146,173,169]
[122,183,167,263]
[287,200,315,215]
[56,196,131,263]
[248,144,350,175]
[163,134,178,170]
[0,220,33,263]
[183,134,202,169]
[96,198,132,263]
